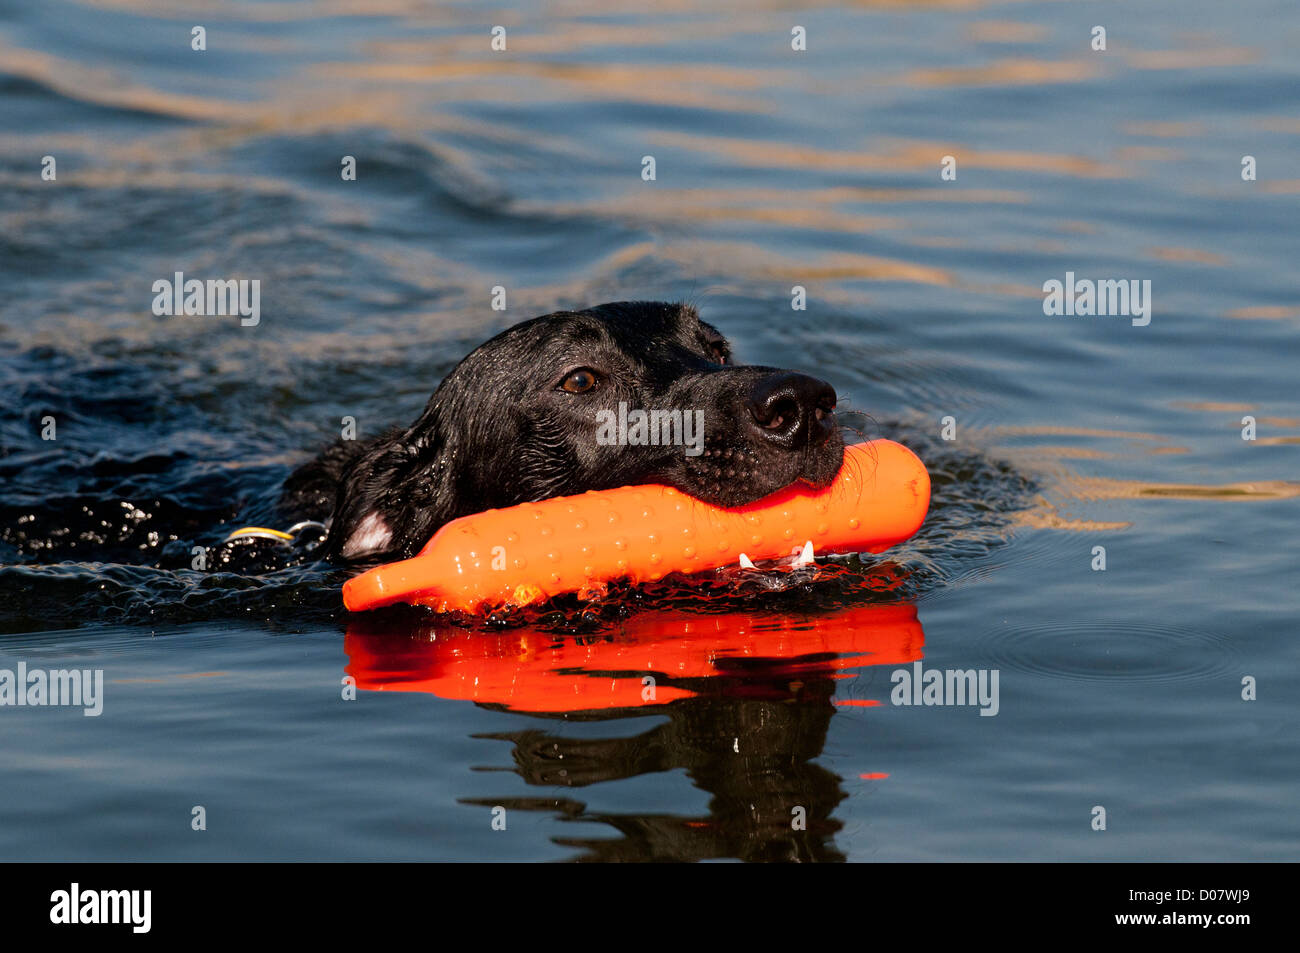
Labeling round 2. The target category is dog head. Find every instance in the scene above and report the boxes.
[328,301,844,560]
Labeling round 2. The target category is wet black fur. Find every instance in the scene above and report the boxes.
[282,301,843,561]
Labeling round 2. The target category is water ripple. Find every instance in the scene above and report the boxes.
[977,619,1239,684]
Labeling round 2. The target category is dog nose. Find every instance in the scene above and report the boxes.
[745,372,837,449]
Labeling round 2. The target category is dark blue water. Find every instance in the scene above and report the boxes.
[1,0,1296,861]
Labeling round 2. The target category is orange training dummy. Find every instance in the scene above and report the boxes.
[342,439,929,613]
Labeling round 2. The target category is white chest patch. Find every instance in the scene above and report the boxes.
[341,512,393,558]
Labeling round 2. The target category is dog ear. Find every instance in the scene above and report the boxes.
[327,426,456,561]
[328,441,408,560]
[325,337,510,561]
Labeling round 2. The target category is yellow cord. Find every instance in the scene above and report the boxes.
[225,526,295,542]
[223,520,328,545]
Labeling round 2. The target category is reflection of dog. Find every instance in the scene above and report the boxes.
[345,604,924,862]
[284,301,843,561]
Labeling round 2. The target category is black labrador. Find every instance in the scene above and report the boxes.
[283,301,843,562]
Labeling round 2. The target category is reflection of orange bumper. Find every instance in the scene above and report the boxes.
[345,604,924,714]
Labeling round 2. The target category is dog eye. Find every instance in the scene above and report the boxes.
[711,345,728,365]
[559,369,600,393]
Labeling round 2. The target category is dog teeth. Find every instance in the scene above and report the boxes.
[738,552,757,570]
[793,540,815,568]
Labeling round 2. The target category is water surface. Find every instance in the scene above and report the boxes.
[1,0,1297,861]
